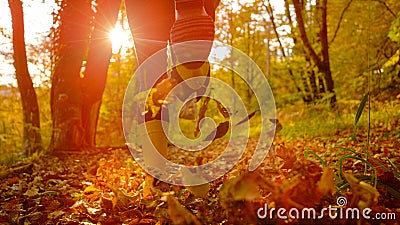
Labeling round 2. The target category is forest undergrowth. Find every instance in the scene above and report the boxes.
[0,105,399,224]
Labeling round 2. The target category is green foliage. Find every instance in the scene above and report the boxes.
[353,93,369,137]
[278,103,348,139]
[0,86,23,164]
[278,99,400,140]
[0,86,53,164]
[96,48,136,147]
[304,149,326,167]
[389,12,400,43]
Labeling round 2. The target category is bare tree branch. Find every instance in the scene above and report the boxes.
[372,0,396,17]
[263,0,303,94]
[330,0,353,44]
[262,0,287,57]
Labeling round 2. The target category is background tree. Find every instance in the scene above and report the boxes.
[96,5,135,147]
[50,0,93,151]
[290,0,336,106]
[81,0,122,148]
[215,0,273,108]
[8,0,42,156]
[328,0,400,101]
[262,0,305,102]
[50,0,121,152]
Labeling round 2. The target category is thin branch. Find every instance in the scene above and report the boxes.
[284,0,297,45]
[263,0,303,94]
[262,0,287,57]
[330,0,353,44]
[372,0,396,17]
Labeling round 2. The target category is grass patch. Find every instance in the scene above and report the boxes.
[277,99,400,140]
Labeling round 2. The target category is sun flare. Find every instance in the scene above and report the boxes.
[108,26,131,54]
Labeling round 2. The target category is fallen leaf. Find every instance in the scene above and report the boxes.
[280,156,297,170]
[83,185,100,194]
[7,177,19,185]
[167,196,202,225]
[216,100,230,118]
[344,173,380,211]
[194,97,211,137]
[24,187,39,197]
[182,167,209,198]
[204,121,229,141]
[317,167,336,195]
[107,183,135,209]
[234,110,259,126]
[220,173,261,208]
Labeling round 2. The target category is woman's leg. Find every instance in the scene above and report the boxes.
[125,0,174,64]
[125,1,175,175]
[125,0,219,63]
[125,0,220,184]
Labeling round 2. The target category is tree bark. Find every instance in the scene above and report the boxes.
[319,0,336,105]
[292,0,337,106]
[50,0,92,152]
[81,0,122,148]
[8,0,42,156]
[51,0,121,152]
[292,0,321,66]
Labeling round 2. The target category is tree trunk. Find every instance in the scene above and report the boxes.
[8,0,42,156]
[81,0,122,148]
[319,0,337,105]
[50,0,92,152]
[51,0,121,152]
[292,0,336,107]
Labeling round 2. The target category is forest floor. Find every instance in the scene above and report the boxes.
[1,121,400,224]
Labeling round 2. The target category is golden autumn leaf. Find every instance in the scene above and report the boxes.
[343,173,380,211]
[83,185,100,194]
[317,167,336,195]
[107,183,135,210]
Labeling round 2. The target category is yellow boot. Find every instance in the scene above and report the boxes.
[141,120,168,198]
[142,120,168,169]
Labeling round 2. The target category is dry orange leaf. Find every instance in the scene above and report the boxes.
[220,173,262,208]
[204,121,229,141]
[182,167,210,198]
[216,100,230,118]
